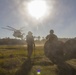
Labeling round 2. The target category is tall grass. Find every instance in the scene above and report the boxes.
[0,45,76,75]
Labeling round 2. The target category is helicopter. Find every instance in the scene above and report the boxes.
[2,26,25,39]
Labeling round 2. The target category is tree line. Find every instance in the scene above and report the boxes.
[0,37,46,45]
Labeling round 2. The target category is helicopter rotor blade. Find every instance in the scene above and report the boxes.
[7,26,17,31]
[1,27,14,31]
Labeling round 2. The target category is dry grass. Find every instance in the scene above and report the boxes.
[0,45,76,75]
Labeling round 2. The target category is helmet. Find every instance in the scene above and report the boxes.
[50,29,54,34]
[28,31,32,35]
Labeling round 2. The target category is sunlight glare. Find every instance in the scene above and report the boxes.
[27,0,47,19]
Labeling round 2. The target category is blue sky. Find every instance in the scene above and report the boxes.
[0,0,76,38]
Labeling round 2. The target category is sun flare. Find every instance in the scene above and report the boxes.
[27,0,47,19]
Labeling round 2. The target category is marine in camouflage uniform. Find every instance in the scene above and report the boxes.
[26,31,35,59]
[46,29,58,43]
[45,30,75,75]
[44,30,64,64]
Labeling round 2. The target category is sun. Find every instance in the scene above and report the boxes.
[27,0,47,19]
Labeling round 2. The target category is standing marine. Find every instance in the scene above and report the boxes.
[26,31,35,59]
[44,29,64,64]
[46,29,58,42]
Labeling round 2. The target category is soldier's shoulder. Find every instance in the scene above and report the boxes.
[32,36,34,39]
[53,34,58,39]
[46,34,50,37]
[46,34,50,39]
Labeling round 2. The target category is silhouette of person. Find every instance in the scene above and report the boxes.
[46,29,58,42]
[45,29,59,63]
[26,31,35,59]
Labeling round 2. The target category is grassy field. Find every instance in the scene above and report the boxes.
[0,45,76,75]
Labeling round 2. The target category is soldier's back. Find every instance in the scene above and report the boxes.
[46,34,58,42]
[26,35,34,45]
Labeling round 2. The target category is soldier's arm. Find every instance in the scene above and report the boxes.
[32,36,35,47]
[46,35,49,39]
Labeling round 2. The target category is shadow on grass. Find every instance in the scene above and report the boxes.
[33,56,54,66]
[15,56,76,75]
[15,58,33,75]
[33,61,53,66]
